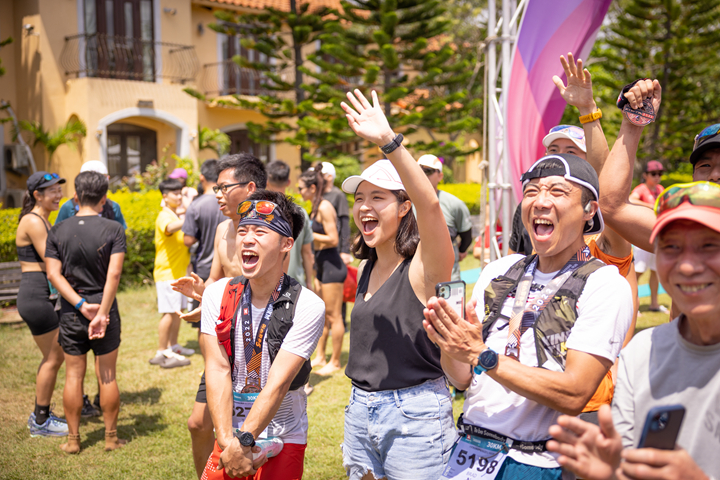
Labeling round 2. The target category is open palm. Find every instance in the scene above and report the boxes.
[553,53,595,110]
[341,90,394,146]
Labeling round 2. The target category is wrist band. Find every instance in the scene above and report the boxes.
[75,298,86,310]
[380,133,404,155]
[579,109,602,124]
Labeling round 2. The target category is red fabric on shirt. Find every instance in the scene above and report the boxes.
[631,183,664,205]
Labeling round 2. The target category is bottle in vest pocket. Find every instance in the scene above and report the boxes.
[253,437,284,460]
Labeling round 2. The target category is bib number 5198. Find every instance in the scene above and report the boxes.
[456,449,500,475]
[440,436,507,480]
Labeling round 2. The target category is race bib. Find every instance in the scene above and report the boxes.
[440,435,508,480]
[232,392,268,439]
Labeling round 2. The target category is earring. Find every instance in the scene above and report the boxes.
[584,218,594,233]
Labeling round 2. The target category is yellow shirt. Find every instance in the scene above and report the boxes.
[153,208,190,282]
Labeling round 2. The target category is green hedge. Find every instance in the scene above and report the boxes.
[0,190,162,287]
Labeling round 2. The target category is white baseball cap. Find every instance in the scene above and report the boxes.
[80,160,109,175]
[417,154,443,171]
[342,159,405,194]
[542,125,587,153]
[321,162,336,181]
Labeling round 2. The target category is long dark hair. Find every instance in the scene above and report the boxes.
[299,163,326,219]
[352,189,419,262]
[19,189,40,222]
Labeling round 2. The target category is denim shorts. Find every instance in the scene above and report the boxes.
[342,377,458,480]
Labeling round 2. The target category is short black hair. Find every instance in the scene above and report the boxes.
[200,159,219,183]
[217,153,267,189]
[246,189,304,241]
[266,160,291,184]
[75,171,109,206]
[159,178,184,195]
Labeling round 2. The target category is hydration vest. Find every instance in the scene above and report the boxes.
[481,254,604,371]
[215,275,310,391]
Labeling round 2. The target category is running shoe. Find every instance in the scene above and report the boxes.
[81,395,102,418]
[161,351,191,369]
[149,351,167,365]
[28,412,69,437]
[171,344,195,356]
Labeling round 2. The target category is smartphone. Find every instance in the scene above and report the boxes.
[436,281,466,319]
[637,405,685,450]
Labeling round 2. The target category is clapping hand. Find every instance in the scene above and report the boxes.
[341,89,396,147]
[172,273,205,302]
[553,53,596,114]
[422,297,486,365]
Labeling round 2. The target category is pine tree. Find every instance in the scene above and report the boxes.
[590,0,720,168]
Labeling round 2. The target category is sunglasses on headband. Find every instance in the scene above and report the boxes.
[237,200,280,221]
[654,181,720,216]
[694,124,720,151]
[549,125,585,140]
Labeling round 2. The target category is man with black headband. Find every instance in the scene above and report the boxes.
[423,154,633,480]
[200,190,325,480]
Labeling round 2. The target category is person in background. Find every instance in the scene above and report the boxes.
[629,160,669,314]
[149,178,193,368]
[168,167,199,216]
[55,161,127,229]
[15,171,69,437]
[417,154,473,281]
[299,166,347,376]
[547,182,720,480]
[321,162,352,265]
[45,171,126,454]
[266,160,315,289]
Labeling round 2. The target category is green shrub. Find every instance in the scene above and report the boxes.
[0,190,162,288]
[438,183,482,214]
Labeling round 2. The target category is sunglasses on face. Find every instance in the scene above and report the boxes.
[654,181,720,215]
[647,171,663,177]
[237,200,279,221]
[694,124,720,151]
[213,181,249,194]
[549,125,585,140]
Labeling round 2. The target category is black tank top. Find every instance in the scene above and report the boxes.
[311,217,326,235]
[16,212,49,263]
[345,257,444,392]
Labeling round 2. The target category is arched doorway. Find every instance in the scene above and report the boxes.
[106,123,157,178]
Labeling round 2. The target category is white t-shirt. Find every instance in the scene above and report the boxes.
[201,277,325,444]
[465,254,633,469]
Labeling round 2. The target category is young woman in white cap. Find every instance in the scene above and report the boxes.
[339,90,456,479]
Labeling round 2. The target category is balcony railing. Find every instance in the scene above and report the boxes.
[61,33,199,83]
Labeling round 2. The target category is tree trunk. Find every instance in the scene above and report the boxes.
[290,0,310,171]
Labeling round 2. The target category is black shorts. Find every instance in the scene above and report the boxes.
[58,294,121,356]
[195,372,207,403]
[17,272,59,336]
[315,248,347,284]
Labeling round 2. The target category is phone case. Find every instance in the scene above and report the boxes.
[637,404,685,450]
[436,281,466,319]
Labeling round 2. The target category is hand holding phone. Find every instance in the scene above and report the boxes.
[435,281,466,320]
[637,405,685,450]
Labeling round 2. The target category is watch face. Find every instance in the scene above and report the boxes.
[479,349,498,370]
[239,431,255,447]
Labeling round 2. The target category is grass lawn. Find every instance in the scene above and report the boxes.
[0,261,669,479]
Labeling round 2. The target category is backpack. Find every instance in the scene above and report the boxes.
[215,275,310,391]
[481,254,605,370]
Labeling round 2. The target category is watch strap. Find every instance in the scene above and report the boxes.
[579,109,602,124]
[380,133,403,155]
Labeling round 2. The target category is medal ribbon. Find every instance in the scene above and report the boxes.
[238,274,285,388]
[505,246,591,360]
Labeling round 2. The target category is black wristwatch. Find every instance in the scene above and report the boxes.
[473,348,499,375]
[380,133,404,155]
[235,430,256,448]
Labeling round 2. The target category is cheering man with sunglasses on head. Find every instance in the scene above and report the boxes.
[201,191,325,480]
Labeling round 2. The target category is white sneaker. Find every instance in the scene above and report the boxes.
[171,344,195,356]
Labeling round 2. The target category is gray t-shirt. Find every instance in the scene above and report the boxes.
[437,190,472,281]
[181,193,226,280]
[613,317,720,478]
[287,208,313,285]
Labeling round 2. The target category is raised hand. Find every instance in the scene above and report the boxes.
[341,89,395,146]
[623,78,662,115]
[172,273,205,302]
[547,404,623,480]
[553,53,596,113]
